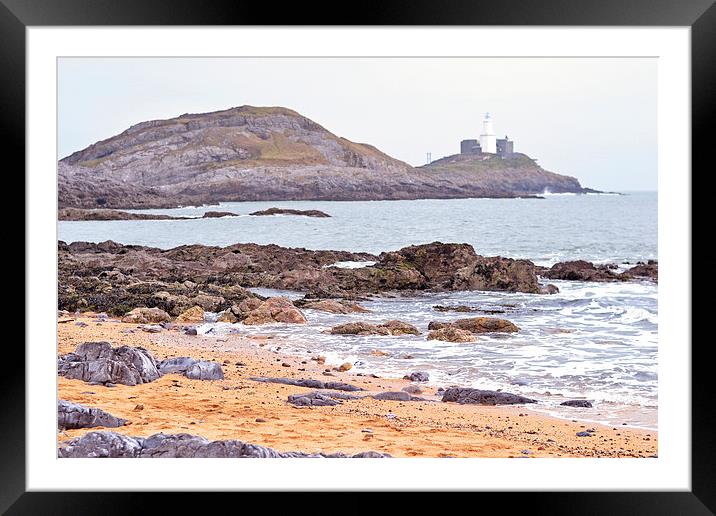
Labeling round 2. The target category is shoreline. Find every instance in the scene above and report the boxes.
[58,313,658,458]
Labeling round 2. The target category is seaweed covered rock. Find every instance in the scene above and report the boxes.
[328,320,420,336]
[427,327,477,342]
[242,297,307,325]
[428,317,519,334]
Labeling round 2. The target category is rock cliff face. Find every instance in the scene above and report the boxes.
[59,105,588,208]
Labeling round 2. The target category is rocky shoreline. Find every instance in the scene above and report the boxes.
[57,313,658,458]
[58,239,657,317]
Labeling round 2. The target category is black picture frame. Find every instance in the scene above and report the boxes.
[4,0,712,513]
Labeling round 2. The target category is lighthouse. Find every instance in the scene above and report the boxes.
[479,112,497,154]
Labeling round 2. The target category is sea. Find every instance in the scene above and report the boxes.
[58,191,658,429]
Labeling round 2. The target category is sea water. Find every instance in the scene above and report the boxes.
[58,192,658,428]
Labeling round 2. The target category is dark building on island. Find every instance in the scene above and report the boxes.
[496,136,514,157]
[460,139,482,155]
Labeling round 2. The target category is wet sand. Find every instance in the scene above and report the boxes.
[57,314,658,458]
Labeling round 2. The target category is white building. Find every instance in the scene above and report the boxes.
[479,112,497,154]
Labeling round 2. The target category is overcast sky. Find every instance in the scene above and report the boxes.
[58,57,656,191]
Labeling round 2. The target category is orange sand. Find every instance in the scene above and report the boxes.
[57,314,658,458]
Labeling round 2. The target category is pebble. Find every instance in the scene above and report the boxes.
[255,418,266,423]
[134,404,144,411]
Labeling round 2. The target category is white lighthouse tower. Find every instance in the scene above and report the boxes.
[479,112,497,154]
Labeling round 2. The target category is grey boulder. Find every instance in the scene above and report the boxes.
[441,387,537,405]
[57,341,160,386]
[157,357,224,380]
[58,400,128,430]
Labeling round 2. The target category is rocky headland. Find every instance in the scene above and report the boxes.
[58,105,592,209]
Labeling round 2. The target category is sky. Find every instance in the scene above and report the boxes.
[58,57,657,191]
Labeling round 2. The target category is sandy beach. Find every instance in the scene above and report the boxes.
[57,313,658,458]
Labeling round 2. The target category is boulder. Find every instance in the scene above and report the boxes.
[403,371,430,382]
[175,306,205,323]
[560,399,593,408]
[428,317,519,334]
[186,361,224,381]
[623,261,658,282]
[427,327,477,343]
[216,310,239,323]
[541,260,623,282]
[328,320,420,336]
[287,392,341,406]
[441,387,537,405]
[57,342,161,386]
[57,431,391,458]
[539,283,560,295]
[156,357,224,380]
[58,400,127,430]
[121,307,171,324]
[242,297,307,325]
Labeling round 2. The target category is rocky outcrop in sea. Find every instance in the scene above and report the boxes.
[58,240,554,315]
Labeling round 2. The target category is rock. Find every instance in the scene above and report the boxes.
[300,299,370,314]
[249,377,363,391]
[141,324,163,333]
[441,387,537,405]
[250,208,331,218]
[372,391,412,401]
[185,361,224,380]
[242,297,307,325]
[541,260,623,282]
[370,349,391,357]
[381,320,421,335]
[433,305,479,313]
[58,400,127,430]
[337,362,353,372]
[57,431,391,458]
[623,262,658,282]
[560,400,593,408]
[202,211,237,218]
[403,372,429,382]
[427,327,477,343]
[576,431,594,437]
[57,342,161,386]
[287,392,341,406]
[328,320,420,336]
[184,327,198,336]
[539,283,560,294]
[216,310,239,323]
[428,317,519,334]
[175,306,205,323]
[401,385,423,395]
[377,242,542,293]
[121,307,172,324]
[157,357,224,381]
